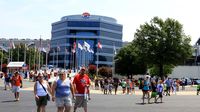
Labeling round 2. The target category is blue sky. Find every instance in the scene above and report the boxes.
[0,0,200,45]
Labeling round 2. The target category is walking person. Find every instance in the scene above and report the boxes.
[142,76,150,104]
[172,80,177,95]
[34,72,52,112]
[73,67,91,112]
[149,81,157,103]
[11,71,23,101]
[113,77,119,95]
[156,80,164,103]
[164,78,171,96]
[51,70,75,112]
[3,72,11,90]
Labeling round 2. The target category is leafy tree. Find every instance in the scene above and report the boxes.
[115,43,147,78]
[149,64,174,77]
[134,17,192,79]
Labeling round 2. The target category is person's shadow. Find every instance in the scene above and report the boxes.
[1,100,18,103]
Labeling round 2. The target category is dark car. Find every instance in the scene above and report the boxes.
[194,80,200,85]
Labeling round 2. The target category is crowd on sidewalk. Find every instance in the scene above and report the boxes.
[1,68,200,111]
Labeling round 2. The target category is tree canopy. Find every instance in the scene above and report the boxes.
[115,43,147,78]
[133,17,192,78]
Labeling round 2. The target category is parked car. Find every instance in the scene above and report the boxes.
[194,80,200,85]
[180,78,192,86]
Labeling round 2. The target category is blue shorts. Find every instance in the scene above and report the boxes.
[56,96,72,107]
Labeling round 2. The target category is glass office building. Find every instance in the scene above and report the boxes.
[49,13,123,69]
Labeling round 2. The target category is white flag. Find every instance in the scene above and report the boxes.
[78,43,83,50]
[89,48,94,54]
[11,41,15,49]
[84,41,90,51]
[114,45,117,55]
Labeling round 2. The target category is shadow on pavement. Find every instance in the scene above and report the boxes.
[1,100,17,103]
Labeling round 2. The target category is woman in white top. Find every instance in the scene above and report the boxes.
[34,72,52,112]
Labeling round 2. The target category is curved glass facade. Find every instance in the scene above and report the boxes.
[49,13,122,69]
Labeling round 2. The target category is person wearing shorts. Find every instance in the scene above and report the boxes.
[156,80,164,103]
[11,71,23,101]
[73,67,91,112]
[142,77,150,104]
[34,72,52,112]
[3,73,11,90]
[52,70,74,112]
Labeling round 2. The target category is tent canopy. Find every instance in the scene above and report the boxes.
[7,62,26,68]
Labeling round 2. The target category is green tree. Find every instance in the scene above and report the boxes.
[11,43,44,70]
[149,64,174,77]
[115,43,147,78]
[134,17,192,79]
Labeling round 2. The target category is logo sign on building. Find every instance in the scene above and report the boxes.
[82,12,90,18]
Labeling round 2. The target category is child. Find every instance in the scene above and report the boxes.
[156,80,164,103]
[150,81,157,103]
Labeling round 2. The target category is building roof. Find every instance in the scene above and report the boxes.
[7,62,26,68]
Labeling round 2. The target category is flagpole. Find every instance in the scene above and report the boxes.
[46,51,48,68]
[29,49,31,71]
[112,42,115,77]
[18,45,19,61]
[34,46,36,71]
[64,49,66,69]
[57,49,58,68]
[96,49,99,76]
[11,48,13,61]
[8,46,10,63]
[53,50,55,67]
[24,44,26,64]
[1,48,2,71]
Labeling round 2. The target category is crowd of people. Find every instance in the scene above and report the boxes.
[1,69,200,111]
[1,67,91,112]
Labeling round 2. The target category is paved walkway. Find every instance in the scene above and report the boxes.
[0,79,198,95]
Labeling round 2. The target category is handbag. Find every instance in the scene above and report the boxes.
[38,81,50,101]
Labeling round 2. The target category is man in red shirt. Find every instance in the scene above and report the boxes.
[11,71,23,101]
[73,67,91,112]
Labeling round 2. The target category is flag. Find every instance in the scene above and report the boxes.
[0,46,8,52]
[97,41,102,49]
[10,41,15,49]
[27,42,35,46]
[48,43,51,51]
[78,43,83,50]
[89,48,94,54]
[84,41,90,51]
[73,42,76,49]
[57,43,60,51]
[34,46,37,52]
[65,48,68,53]
[39,48,47,53]
[113,45,117,55]
[71,42,76,53]
[72,47,75,53]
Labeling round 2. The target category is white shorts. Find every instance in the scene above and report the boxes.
[55,96,72,107]
[4,82,10,86]
[12,86,20,93]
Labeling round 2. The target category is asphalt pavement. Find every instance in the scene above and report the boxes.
[0,79,200,112]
